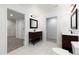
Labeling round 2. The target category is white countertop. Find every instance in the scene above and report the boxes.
[62,33,79,36]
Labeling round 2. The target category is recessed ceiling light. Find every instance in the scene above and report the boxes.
[10,14,13,16]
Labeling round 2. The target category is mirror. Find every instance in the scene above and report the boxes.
[71,9,78,29]
[30,18,38,28]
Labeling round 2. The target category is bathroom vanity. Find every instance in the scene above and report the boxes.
[29,31,42,45]
[62,34,78,53]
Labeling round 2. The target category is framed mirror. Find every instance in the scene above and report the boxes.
[30,18,38,28]
[71,9,78,29]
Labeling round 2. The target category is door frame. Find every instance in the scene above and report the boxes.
[46,16,57,43]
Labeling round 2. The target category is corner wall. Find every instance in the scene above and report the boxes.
[0,6,7,54]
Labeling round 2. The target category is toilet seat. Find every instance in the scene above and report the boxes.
[52,48,72,55]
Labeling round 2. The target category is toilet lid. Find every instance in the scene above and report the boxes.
[52,48,72,55]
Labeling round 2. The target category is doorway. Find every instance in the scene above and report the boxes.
[7,8,25,52]
[46,17,57,43]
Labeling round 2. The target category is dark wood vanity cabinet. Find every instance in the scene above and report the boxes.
[29,31,42,45]
[62,35,78,53]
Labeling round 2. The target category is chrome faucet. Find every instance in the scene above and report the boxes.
[69,30,73,34]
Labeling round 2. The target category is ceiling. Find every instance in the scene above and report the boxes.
[7,8,24,21]
[19,4,58,13]
[19,4,58,7]
[7,4,58,21]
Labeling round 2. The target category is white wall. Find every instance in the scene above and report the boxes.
[71,5,79,34]
[46,17,57,40]
[0,6,7,54]
[77,5,79,34]
[27,5,46,41]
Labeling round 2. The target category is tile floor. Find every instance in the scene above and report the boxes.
[8,41,58,55]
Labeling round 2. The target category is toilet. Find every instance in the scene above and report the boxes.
[52,48,72,55]
[71,41,79,55]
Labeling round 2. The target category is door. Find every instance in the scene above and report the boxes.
[46,17,57,42]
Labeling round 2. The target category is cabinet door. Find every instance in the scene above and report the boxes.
[62,35,78,48]
[62,35,70,48]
